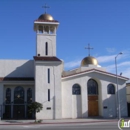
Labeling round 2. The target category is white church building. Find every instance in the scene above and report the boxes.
[0,11,129,120]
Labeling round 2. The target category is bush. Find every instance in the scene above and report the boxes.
[28,102,43,113]
[28,101,43,122]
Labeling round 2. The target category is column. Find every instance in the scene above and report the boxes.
[11,87,14,119]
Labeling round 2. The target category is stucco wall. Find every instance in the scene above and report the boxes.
[37,34,56,56]
[62,75,89,118]
[35,61,62,119]
[0,60,34,77]
[62,71,128,118]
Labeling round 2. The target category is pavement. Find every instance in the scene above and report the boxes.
[0,117,126,125]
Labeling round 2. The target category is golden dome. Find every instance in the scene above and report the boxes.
[81,56,98,66]
[38,13,54,21]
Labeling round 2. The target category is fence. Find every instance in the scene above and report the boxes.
[1,104,34,120]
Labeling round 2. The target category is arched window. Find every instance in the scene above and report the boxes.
[44,26,49,34]
[27,88,32,104]
[38,26,43,33]
[72,84,81,95]
[45,42,48,55]
[107,84,115,94]
[6,88,11,104]
[50,26,55,34]
[87,79,98,95]
[14,86,24,104]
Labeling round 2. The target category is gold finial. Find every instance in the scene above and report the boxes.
[85,43,93,56]
[42,3,50,14]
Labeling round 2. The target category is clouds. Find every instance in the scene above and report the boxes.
[97,55,116,63]
[106,61,130,77]
[64,59,81,69]
[106,48,116,53]
[64,52,130,78]
[64,54,120,69]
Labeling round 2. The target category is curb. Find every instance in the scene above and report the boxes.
[0,120,118,125]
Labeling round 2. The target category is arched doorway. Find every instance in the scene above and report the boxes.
[3,86,33,119]
[87,79,99,116]
[13,86,25,119]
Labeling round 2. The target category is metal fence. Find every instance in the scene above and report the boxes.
[1,104,34,120]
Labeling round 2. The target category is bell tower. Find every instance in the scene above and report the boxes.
[33,5,62,120]
[34,6,59,57]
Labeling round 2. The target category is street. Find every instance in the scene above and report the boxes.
[0,122,119,130]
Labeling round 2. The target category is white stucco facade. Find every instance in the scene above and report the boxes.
[0,12,129,120]
[62,69,128,118]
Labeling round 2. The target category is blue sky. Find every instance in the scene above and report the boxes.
[0,0,130,78]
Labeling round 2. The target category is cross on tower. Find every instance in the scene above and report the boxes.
[42,3,50,14]
[85,43,93,56]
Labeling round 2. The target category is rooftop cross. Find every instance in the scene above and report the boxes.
[42,3,50,14]
[85,43,93,56]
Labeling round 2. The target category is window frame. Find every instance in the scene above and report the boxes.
[6,88,11,104]
[48,68,50,83]
[45,42,48,55]
[87,79,98,95]
[107,84,115,94]
[72,84,81,95]
[27,88,32,104]
[14,86,24,104]
[48,89,50,101]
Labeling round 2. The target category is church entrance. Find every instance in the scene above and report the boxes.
[13,105,25,119]
[88,96,98,116]
[87,79,99,117]
[13,86,25,119]
[3,86,33,119]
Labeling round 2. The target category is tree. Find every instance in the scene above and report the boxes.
[28,101,43,122]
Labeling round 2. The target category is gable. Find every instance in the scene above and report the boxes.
[62,68,129,82]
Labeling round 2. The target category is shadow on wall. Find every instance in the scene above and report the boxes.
[119,86,128,117]
[80,85,128,119]
[72,95,82,118]
[102,86,128,118]
[85,72,128,118]
[3,60,34,78]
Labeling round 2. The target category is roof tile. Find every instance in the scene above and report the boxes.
[33,56,61,62]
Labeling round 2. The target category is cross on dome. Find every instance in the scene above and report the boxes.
[42,3,50,14]
[85,43,93,56]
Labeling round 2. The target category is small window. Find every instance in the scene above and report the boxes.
[72,84,81,95]
[48,89,50,101]
[45,42,48,55]
[48,68,50,83]
[107,84,115,94]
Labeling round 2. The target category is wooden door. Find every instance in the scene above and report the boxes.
[88,96,99,116]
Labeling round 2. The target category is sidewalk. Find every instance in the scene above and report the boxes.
[0,118,121,125]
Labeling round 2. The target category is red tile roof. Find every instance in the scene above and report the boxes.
[33,56,61,62]
[0,77,34,81]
